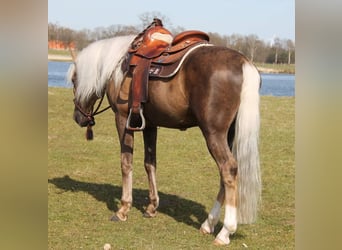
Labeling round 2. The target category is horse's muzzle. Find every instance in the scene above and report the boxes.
[73,110,95,127]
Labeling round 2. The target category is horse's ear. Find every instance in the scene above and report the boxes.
[69,47,77,62]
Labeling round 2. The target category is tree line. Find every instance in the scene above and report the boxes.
[48,13,294,64]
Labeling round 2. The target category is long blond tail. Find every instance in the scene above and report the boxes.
[233,62,261,224]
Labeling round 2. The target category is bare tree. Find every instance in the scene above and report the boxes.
[48,22,295,65]
[208,32,227,47]
[286,39,295,64]
[48,22,59,41]
[170,25,185,35]
[245,34,261,62]
[253,40,268,63]
[73,29,91,50]
[100,25,139,38]
[228,33,245,53]
[272,37,282,64]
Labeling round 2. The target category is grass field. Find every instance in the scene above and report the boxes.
[48,87,294,249]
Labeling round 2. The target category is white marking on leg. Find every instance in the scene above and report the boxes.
[201,200,221,233]
[216,226,230,245]
[215,205,237,245]
[122,171,133,203]
[225,204,237,233]
[150,167,159,207]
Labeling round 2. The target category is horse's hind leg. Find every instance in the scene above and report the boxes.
[142,127,159,218]
[111,113,134,222]
[200,132,238,245]
[200,181,225,234]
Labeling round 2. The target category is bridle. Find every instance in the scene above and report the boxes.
[73,94,111,141]
[70,57,112,140]
[73,94,111,125]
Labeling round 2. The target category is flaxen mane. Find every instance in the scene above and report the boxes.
[67,35,136,105]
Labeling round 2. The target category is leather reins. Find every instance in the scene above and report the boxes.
[73,94,111,124]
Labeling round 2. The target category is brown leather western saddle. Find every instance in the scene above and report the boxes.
[125,18,210,131]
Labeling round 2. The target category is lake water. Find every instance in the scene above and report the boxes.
[48,61,295,97]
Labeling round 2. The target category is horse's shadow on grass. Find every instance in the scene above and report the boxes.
[48,175,245,239]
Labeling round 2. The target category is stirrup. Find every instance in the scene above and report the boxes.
[126,107,146,131]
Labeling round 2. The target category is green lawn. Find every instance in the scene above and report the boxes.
[48,49,71,56]
[48,87,294,249]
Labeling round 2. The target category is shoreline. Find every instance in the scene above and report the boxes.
[256,67,284,74]
[48,54,73,62]
[48,54,294,74]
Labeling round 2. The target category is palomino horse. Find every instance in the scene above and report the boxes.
[67,33,261,245]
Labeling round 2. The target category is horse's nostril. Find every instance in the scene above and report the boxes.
[88,120,95,126]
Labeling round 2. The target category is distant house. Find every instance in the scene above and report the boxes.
[48,40,75,50]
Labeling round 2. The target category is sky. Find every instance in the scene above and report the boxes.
[48,0,295,42]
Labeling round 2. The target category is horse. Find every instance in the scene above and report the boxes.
[67,33,261,246]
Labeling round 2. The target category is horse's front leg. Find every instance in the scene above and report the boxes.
[111,113,134,222]
[142,126,159,218]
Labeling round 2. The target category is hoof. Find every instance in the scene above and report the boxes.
[213,238,229,246]
[199,227,211,235]
[143,212,152,218]
[143,211,157,218]
[110,214,127,222]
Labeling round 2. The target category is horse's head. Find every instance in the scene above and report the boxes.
[67,35,137,139]
[68,63,98,128]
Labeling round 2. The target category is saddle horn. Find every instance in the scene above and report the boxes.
[153,18,163,26]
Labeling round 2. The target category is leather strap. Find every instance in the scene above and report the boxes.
[131,58,151,113]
